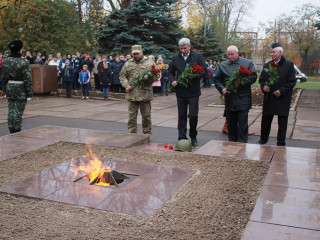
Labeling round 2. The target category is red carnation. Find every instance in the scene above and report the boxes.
[271,62,278,67]
[169,145,174,150]
[164,143,168,148]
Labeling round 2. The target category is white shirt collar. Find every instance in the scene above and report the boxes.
[182,52,190,60]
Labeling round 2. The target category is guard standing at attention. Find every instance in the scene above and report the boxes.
[1,40,33,134]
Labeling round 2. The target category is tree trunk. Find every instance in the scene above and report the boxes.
[76,0,82,22]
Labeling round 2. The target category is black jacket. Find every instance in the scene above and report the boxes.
[169,51,206,98]
[214,57,257,111]
[62,66,74,82]
[259,56,296,116]
[112,61,124,85]
[99,68,112,88]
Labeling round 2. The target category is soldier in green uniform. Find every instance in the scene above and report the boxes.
[120,45,155,134]
[1,40,33,134]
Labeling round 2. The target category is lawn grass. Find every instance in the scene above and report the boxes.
[307,76,320,82]
[253,74,320,89]
[295,82,320,89]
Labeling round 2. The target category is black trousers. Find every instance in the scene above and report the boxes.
[226,110,249,143]
[64,81,72,97]
[260,115,288,146]
[177,96,199,140]
[94,73,101,90]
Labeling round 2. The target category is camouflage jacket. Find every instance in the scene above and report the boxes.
[1,54,33,100]
[120,56,155,101]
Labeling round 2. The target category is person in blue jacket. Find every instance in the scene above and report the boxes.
[78,64,91,99]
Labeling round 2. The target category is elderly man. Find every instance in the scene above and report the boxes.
[214,46,257,143]
[169,38,206,148]
[258,43,296,146]
[120,45,155,134]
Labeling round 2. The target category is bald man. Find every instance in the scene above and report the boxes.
[214,46,257,143]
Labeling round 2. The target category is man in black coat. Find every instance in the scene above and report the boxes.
[169,38,206,147]
[214,45,257,143]
[258,43,296,146]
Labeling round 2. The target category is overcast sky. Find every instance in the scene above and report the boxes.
[247,0,319,32]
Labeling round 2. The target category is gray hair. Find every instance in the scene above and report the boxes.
[227,45,239,53]
[274,47,283,54]
[179,38,191,47]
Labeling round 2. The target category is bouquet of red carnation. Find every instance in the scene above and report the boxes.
[263,62,279,87]
[177,64,204,88]
[132,65,161,89]
[225,65,253,94]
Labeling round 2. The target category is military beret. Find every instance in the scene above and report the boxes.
[271,42,281,49]
[8,40,23,52]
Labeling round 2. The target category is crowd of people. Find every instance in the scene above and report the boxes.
[1,37,296,148]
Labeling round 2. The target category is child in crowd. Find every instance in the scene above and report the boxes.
[99,62,112,101]
[161,64,170,96]
[62,60,74,98]
[78,64,90,99]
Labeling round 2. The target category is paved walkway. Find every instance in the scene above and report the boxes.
[0,88,319,148]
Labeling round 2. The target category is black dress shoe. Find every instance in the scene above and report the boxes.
[191,139,198,148]
[257,140,267,145]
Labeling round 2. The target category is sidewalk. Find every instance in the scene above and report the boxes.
[0,88,319,148]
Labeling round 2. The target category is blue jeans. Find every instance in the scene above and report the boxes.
[161,81,169,94]
[81,84,89,97]
[103,87,109,99]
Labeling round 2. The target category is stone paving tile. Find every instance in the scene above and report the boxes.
[297,109,320,122]
[296,120,320,128]
[292,125,320,142]
[131,142,192,156]
[272,146,320,166]
[264,162,320,191]
[45,183,117,208]
[0,176,66,199]
[250,185,320,230]
[0,134,58,162]
[155,119,178,128]
[15,125,150,148]
[198,119,226,131]
[83,112,128,121]
[241,221,320,240]
[35,110,94,118]
[194,140,275,161]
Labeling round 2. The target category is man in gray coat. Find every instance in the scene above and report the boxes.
[214,45,257,143]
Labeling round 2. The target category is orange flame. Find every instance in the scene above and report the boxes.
[75,143,112,186]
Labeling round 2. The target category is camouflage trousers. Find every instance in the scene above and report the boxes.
[7,99,26,134]
[128,101,151,134]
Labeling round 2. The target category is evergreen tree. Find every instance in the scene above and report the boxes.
[97,0,184,60]
[186,26,224,61]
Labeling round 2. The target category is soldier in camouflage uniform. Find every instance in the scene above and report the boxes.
[1,40,33,134]
[120,45,155,134]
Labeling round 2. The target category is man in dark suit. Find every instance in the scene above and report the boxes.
[169,38,206,147]
[214,45,257,143]
[258,42,296,146]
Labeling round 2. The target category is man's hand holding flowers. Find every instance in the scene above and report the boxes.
[224,65,253,94]
[263,61,280,97]
[176,64,204,88]
[132,64,161,89]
